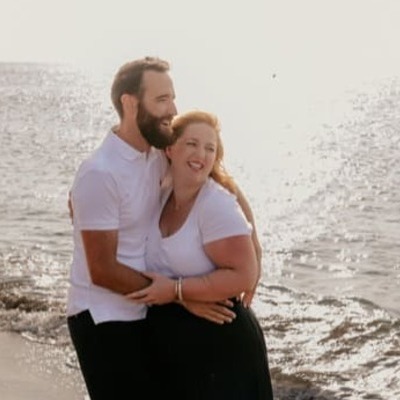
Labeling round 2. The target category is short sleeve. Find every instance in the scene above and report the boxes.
[72,168,119,230]
[198,185,252,244]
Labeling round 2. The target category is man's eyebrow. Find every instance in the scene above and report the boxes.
[155,93,172,100]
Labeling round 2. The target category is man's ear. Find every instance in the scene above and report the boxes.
[121,94,138,114]
[165,145,173,159]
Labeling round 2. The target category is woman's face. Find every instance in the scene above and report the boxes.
[167,122,218,185]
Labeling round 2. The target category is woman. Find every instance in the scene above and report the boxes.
[129,110,274,399]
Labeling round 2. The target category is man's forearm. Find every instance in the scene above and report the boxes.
[81,230,151,295]
[90,261,151,294]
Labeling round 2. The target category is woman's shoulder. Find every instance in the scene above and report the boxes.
[197,179,252,241]
[198,179,237,211]
[203,178,236,199]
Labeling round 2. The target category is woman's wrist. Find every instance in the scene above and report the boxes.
[175,277,184,302]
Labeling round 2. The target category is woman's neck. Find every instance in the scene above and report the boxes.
[170,180,202,210]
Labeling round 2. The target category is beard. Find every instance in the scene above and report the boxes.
[137,102,173,149]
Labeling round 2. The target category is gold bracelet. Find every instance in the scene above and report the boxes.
[177,277,184,302]
[174,278,179,300]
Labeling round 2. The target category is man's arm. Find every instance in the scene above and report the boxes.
[235,187,263,306]
[72,193,234,322]
[70,165,151,293]
[81,230,150,293]
[235,187,262,273]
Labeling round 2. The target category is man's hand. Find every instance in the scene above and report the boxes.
[241,288,256,308]
[181,299,236,325]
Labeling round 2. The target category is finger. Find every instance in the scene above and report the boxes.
[209,309,236,323]
[126,295,148,304]
[202,314,224,325]
[217,299,234,307]
[141,271,156,280]
[126,290,148,299]
[212,306,236,319]
[242,292,255,308]
[126,292,140,299]
[188,307,226,324]
[133,297,150,304]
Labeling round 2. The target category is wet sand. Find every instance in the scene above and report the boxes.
[0,332,86,400]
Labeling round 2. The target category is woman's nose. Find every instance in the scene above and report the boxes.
[195,146,206,159]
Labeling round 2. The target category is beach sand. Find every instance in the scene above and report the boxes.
[0,332,87,400]
[0,330,333,400]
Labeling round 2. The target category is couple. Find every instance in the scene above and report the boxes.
[67,57,274,399]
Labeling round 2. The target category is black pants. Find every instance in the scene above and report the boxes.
[67,310,150,400]
[147,301,274,400]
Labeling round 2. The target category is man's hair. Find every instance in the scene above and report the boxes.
[111,57,170,119]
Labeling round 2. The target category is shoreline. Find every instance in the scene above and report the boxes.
[0,331,86,400]
[0,330,343,400]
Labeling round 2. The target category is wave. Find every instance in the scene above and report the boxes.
[255,284,400,399]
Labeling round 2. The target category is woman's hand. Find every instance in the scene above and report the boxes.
[125,272,176,305]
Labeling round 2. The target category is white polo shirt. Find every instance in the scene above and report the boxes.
[67,131,168,324]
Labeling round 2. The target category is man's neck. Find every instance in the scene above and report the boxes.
[113,123,150,153]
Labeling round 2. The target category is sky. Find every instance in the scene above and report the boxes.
[1,0,400,159]
[1,0,399,75]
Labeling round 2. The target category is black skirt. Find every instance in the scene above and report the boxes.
[146,300,274,400]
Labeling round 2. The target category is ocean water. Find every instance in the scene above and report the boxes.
[0,63,399,399]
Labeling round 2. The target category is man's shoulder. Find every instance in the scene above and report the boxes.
[72,140,117,189]
[78,147,112,175]
[79,132,119,170]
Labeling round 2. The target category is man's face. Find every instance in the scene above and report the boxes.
[137,71,177,149]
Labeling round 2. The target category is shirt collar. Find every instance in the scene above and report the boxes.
[106,130,159,161]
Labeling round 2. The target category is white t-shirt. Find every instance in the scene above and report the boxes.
[67,131,168,323]
[145,178,252,278]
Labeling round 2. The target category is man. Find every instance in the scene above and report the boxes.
[67,57,239,399]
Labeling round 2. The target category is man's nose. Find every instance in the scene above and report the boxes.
[169,101,178,116]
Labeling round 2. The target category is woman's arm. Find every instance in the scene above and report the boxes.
[127,234,258,305]
[127,184,259,305]
[180,234,258,301]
